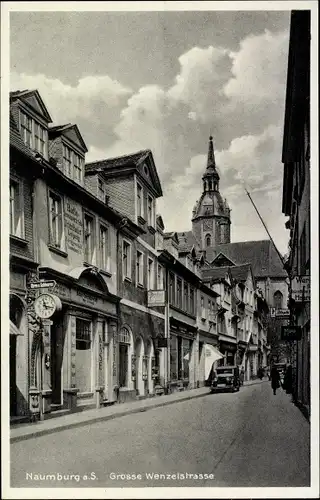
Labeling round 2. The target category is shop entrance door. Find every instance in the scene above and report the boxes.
[10,334,17,416]
[51,321,62,406]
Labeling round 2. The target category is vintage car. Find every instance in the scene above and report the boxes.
[210,365,240,393]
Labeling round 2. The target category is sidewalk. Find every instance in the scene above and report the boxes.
[10,379,264,443]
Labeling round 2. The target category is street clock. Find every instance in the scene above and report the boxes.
[34,293,62,319]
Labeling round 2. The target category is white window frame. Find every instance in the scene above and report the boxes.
[63,144,72,177]
[157,263,164,290]
[136,249,144,286]
[147,257,154,290]
[75,318,93,394]
[137,182,144,219]
[48,190,64,249]
[84,212,95,264]
[147,194,155,227]
[20,112,33,149]
[99,224,110,271]
[10,178,25,238]
[73,152,83,184]
[122,239,132,281]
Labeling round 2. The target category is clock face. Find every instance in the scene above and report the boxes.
[34,294,56,319]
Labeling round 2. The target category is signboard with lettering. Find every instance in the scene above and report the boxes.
[148,290,165,307]
[291,275,310,302]
[64,198,83,255]
[29,280,56,290]
[275,308,290,318]
[281,326,302,341]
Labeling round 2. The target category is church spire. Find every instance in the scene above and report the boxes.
[207,135,216,169]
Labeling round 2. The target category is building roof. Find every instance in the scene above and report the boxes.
[49,123,88,152]
[86,150,150,172]
[201,266,231,283]
[207,240,287,278]
[10,89,53,123]
[229,263,252,283]
[177,230,200,253]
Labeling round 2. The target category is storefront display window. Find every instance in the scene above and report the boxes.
[75,318,92,393]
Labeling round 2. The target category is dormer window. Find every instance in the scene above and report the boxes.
[137,183,143,218]
[147,195,155,227]
[20,111,48,157]
[63,143,84,185]
[98,178,105,201]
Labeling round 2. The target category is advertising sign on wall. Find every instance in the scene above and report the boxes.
[64,198,83,255]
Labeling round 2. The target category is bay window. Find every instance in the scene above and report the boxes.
[157,263,164,290]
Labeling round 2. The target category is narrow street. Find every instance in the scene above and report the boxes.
[10,381,310,488]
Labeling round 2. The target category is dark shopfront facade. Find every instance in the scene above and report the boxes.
[169,318,197,392]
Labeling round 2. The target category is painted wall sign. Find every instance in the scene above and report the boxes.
[147,290,165,307]
[64,198,83,255]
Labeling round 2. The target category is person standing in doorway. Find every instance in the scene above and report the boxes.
[270,364,281,395]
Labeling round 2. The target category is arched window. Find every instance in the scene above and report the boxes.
[209,181,213,191]
[205,234,211,247]
[273,291,283,309]
[119,327,131,344]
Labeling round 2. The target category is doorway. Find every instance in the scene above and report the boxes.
[51,316,64,406]
[10,335,17,416]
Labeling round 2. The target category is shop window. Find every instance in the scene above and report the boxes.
[75,319,92,393]
[136,250,144,286]
[182,339,192,379]
[10,179,24,238]
[273,291,283,309]
[84,213,94,264]
[49,191,64,249]
[170,335,178,380]
[147,257,154,290]
[122,240,132,280]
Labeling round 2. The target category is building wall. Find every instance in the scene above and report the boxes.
[104,176,135,221]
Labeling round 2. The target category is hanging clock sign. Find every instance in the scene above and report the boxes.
[34,293,62,319]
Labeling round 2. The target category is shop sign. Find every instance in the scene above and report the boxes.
[281,326,302,341]
[291,275,310,302]
[270,308,290,319]
[64,198,83,255]
[148,290,165,307]
[29,280,56,290]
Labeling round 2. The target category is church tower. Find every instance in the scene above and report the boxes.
[192,136,231,250]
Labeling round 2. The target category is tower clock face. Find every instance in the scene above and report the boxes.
[34,293,57,319]
[203,219,212,230]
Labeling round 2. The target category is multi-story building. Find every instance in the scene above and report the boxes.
[10,89,146,419]
[85,150,165,402]
[9,102,43,422]
[282,10,310,418]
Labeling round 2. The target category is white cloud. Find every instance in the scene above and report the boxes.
[10,72,132,123]
[223,30,289,105]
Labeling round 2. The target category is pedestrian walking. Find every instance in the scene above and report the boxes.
[240,367,245,386]
[270,364,281,395]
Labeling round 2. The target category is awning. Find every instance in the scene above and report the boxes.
[10,320,23,336]
[205,344,225,380]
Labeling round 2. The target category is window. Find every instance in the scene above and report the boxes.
[63,144,72,177]
[273,291,283,309]
[20,112,33,148]
[136,251,144,286]
[119,327,131,388]
[137,183,143,218]
[98,179,105,201]
[205,234,211,247]
[34,122,46,156]
[147,257,154,290]
[201,296,206,318]
[176,278,182,309]
[123,240,131,280]
[182,339,192,379]
[147,195,154,227]
[75,319,92,393]
[73,153,83,184]
[84,214,94,263]
[157,264,164,290]
[189,288,195,315]
[184,283,189,311]
[99,225,110,270]
[169,273,175,305]
[49,191,63,248]
[10,180,24,238]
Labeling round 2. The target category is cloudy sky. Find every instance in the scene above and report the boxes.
[10,7,291,254]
